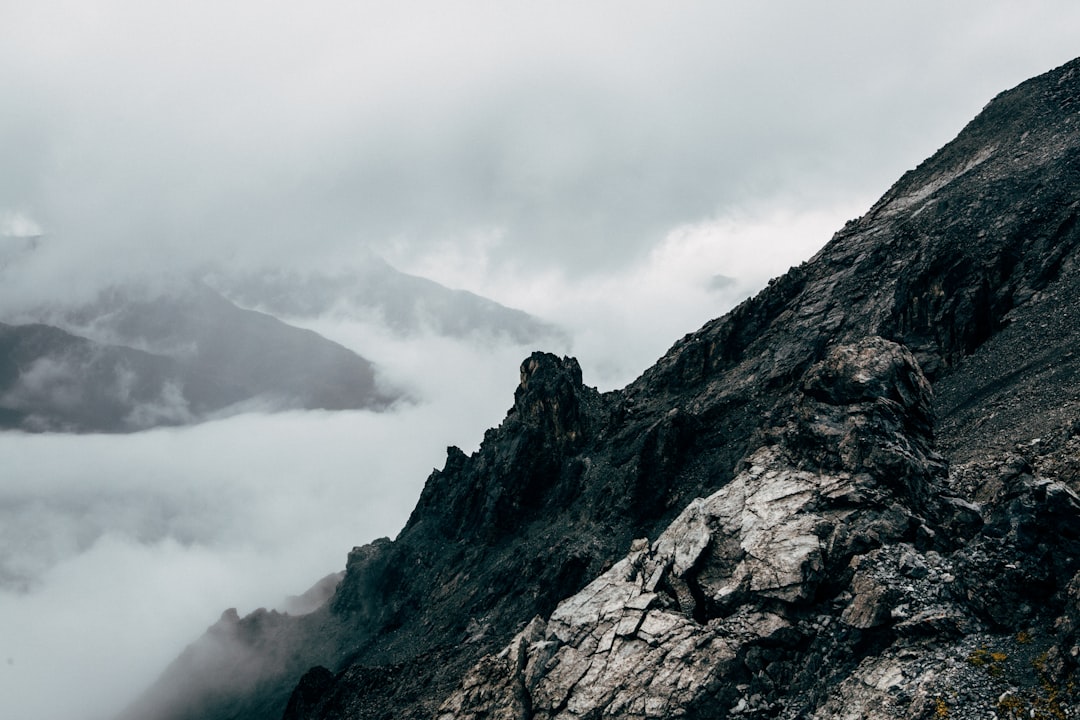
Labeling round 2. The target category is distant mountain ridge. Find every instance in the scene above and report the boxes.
[0,320,194,431]
[0,282,398,432]
[206,257,566,344]
[0,258,563,432]
[123,58,1080,719]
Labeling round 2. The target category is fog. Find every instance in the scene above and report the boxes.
[0,206,861,719]
[3,2,1080,718]
[5,2,1080,303]
[0,325,533,720]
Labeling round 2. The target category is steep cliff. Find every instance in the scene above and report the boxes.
[125,57,1080,719]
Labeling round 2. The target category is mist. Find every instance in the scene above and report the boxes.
[3,2,1080,718]
[0,202,850,717]
[0,323,536,720]
[5,2,1080,304]
[393,202,870,388]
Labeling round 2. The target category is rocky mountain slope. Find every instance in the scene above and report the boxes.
[124,58,1080,719]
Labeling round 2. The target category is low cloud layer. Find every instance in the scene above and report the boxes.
[0,324,534,720]
[393,201,868,388]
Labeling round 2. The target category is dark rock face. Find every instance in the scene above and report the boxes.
[408,352,597,543]
[125,58,1080,719]
[438,339,1079,719]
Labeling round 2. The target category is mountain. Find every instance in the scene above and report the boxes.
[0,282,400,432]
[0,255,563,433]
[206,257,566,345]
[0,321,195,431]
[123,58,1080,719]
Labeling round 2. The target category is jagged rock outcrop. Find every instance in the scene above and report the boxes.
[439,338,1080,719]
[124,57,1080,720]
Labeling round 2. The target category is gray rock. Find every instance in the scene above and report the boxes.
[438,338,956,718]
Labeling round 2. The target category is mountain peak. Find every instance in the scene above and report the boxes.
[513,352,588,441]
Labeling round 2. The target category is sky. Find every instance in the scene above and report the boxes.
[2,2,1080,718]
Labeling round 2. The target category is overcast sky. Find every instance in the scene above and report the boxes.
[2,2,1080,719]
[3,2,1079,295]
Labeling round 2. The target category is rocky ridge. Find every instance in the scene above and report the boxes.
[438,339,1079,719]
[125,58,1080,719]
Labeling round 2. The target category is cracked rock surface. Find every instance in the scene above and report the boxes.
[440,339,1080,719]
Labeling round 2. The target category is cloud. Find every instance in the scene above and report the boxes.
[0,319,536,720]
[0,211,42,238]
[393,200,869,388]
[3,1,1079,297]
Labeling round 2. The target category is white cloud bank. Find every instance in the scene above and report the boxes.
[0,211,42,238]
[3,1,1079,295]
[0,326,532,720]
[395,201,869,388]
